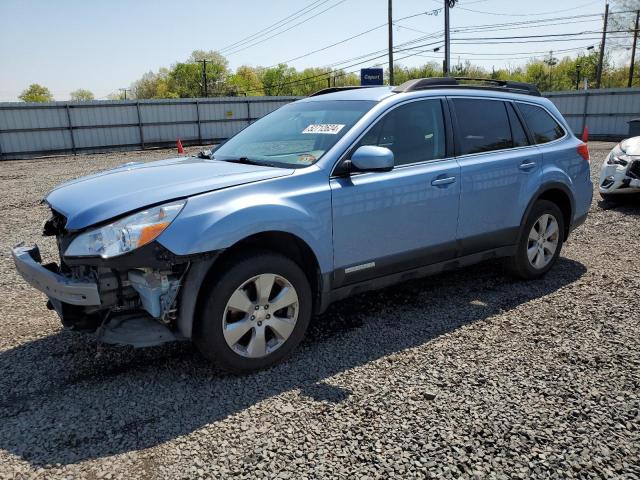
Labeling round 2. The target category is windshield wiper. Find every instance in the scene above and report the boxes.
[221,157,279,168]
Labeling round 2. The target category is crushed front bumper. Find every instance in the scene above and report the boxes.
[11,245,101,306]
[599,159,640,194]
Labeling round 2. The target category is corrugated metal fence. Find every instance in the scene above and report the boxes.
[0,96,298,160]
[543,87,640,140]
[1,88,639,159]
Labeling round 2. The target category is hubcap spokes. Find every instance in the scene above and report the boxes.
[223,273,299,358]
[527,214,559,269]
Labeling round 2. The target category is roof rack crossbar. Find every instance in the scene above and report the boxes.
[392,77,541,96]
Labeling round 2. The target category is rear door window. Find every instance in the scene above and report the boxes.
[452,98,512,155]
[516,103,565,144]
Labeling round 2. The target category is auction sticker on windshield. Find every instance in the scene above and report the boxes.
[302,124,345,134]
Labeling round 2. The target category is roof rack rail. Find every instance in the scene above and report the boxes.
[392,77,541,96]
[309,86,377,97]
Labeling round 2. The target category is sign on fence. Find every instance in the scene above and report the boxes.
[360,68,384,86]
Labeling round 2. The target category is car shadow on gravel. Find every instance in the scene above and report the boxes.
[0,257,586,466]
[598,197,640,214]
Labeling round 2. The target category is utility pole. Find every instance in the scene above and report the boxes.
[595,3,609,89]
[119,88,130,100]
[197,59,208,97]
[388,0,394,85]
[545,50,558,90]
[576,63,581,90]
[629,10,639,87]
[444,1,458,76]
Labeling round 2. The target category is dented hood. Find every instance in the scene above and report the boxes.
[46,156,293,230]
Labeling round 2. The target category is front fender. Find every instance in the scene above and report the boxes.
[157,173,333,273]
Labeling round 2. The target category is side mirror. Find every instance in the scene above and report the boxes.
[350,145,394,172]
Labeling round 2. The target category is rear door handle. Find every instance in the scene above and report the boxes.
[431,176,456,186]
[519,161,537,170]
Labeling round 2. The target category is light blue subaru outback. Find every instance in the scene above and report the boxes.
[12,78,592,372]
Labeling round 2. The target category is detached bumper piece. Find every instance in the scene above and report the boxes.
[11,245,101,306]
[96,313,185,348]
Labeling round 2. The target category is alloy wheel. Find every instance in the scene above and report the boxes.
[222,273,299,358]
[527,213,560,269]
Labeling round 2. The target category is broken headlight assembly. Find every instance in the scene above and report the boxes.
[65,200,186,258]
[607,145,632,166]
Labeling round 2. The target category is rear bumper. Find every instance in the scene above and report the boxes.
[11,245,101,306]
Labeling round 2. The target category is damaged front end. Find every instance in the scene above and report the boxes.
[599,140,640,195]
[12,206,200,348]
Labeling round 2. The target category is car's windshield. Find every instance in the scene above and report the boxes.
[213,100,376,168]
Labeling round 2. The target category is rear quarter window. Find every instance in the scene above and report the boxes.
[517,103,565,144]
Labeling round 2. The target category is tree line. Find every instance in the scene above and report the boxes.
[17,48,639,102]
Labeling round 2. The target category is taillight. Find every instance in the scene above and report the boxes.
[577,143,590,161]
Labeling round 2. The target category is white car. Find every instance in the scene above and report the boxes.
[599,136,640,201]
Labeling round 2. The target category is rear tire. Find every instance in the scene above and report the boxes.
[194,250,312,373]
[507,200,564,280]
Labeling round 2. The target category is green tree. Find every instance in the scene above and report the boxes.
[132,68,177,99]
[392,63,442,85]
[19,83,53,102]
[168,51,230,97]
[257,64,299,95]
[186,49,230,96]
[226,65,264,95]
[69,89,94,101]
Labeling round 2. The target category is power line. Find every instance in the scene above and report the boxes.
[266,8,442,68]
[222,0,349,56]
[266,6,607,72]
[456,0,604,17]
[267,24,386,68]
[256,25,628,91]
[452,29,634,41]
[447,44,599,57]
[217,0,329,53]
[394,13,603,38]
[237,36,447,95]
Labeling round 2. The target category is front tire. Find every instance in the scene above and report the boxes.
[195,251,312,373]
[507,200,564,280]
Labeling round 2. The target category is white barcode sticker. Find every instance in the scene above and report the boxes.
[302,124,345,134]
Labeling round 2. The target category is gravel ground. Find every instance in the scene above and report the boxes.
[0,143,638,479]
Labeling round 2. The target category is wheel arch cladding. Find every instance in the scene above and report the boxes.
[178,231,323,339]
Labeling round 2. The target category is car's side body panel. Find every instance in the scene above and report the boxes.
[517,98,592,223]
[157,167,335,273]
[330,158,460,286]
[448,95,544,255]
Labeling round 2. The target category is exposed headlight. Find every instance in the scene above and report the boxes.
[65,200,186,258]
[607,145,631,166]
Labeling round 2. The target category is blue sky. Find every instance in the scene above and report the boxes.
[0,0,620,101]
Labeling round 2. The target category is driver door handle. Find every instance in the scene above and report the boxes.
[519,161,537,170]
[431,176,456,186]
